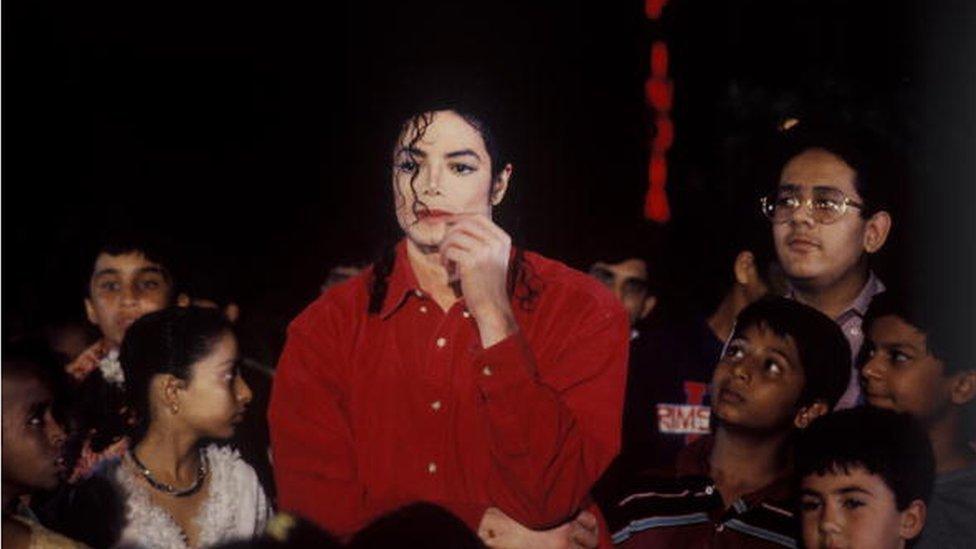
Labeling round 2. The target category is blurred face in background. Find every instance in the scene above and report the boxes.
[589,258,656,326]
[86,252,172,349]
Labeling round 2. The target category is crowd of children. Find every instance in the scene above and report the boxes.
[2,102,972,549]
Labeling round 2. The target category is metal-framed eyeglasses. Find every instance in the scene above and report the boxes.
[760,186,865,225]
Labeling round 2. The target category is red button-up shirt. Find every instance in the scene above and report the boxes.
[269,240,629,537]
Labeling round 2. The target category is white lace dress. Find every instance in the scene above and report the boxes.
[112,444,271,548]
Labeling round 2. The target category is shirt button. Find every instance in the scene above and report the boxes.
[430,400,442,411]
[436,337,447,348]
[414,290,424,298]
[705,486,714,495]
[849,326,862,337]
[427,462,438,474]
[419,305,428,314]
[482,365,492,376]
[462,310,471,319]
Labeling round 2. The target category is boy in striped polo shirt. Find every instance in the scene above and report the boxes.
[607,297,851,548]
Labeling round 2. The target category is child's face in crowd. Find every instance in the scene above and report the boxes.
[85,251,172,349]
[1,374,66,493]
[173,332,252,440]
[772,148,881,291]
[801,466,925,549]
[589,258,655,326]
[860,315,961,422]
[392,110,510,249]
[711,323,807,431]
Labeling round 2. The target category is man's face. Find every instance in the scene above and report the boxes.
[589,259,655,325]
[801,467,921,549]
[860,315,956,423]
[85,251,172,349]
[1,374,66,493]
[392,110,510,250]
[772,148,873,291]
[711,323,806,432]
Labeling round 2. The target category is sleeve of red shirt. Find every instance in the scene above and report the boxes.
[268,301,374,538]
[473,294,630,529]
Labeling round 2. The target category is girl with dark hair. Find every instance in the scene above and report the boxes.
[95,307,270,548]
[270,100,629,547]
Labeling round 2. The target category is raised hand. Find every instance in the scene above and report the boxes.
[439,214,518,348]
[65,340,107,382]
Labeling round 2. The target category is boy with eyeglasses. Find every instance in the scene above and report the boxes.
[760,123,896,409]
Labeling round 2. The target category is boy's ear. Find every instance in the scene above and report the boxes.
[639,295,658,321]
[84,298,98,324]
[949,370,976,405]
[899,500,926,541]
[794,401,829,429]
[733,250,757,286]
[864,211,892,254]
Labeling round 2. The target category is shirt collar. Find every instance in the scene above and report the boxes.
[848,271,885,317]
[785,271,885,320]
[676,435,795,509]
[378,240,425,319]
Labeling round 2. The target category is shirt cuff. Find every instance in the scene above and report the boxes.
[473,331,538,398]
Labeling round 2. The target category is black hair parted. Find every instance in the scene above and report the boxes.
[118,306,232,443]
[733,296,851,410]
[796,407,935,510]
[864,290,973,376]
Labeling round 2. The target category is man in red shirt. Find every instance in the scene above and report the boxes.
[269,102,629,545]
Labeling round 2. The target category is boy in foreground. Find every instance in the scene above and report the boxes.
[796,407,933,549]
[607,297,851,547]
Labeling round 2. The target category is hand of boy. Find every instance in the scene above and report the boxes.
[65,340,106,381]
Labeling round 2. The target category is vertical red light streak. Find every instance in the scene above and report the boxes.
[643,1,672,222]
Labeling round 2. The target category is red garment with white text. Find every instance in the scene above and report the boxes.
[269,240,629,537]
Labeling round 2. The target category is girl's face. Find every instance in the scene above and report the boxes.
[392,110,510,249]
[177,332,252,440]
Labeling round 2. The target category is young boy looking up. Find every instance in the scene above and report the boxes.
[607,297,851,548]
[859,291,976,548]
[796,407,934,549]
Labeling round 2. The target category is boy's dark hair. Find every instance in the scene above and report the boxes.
[349,503,484,549]
[760,122,905,217]
[2,339,62,388]
[584,220,664,295]
[797,407,935,510]
[733,296,851,409]
[2,339,71,426]
[84,233,178,298]
[118,306,232,443]
[864,290,973,376]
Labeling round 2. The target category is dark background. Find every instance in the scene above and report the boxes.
[5,0,974,364]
